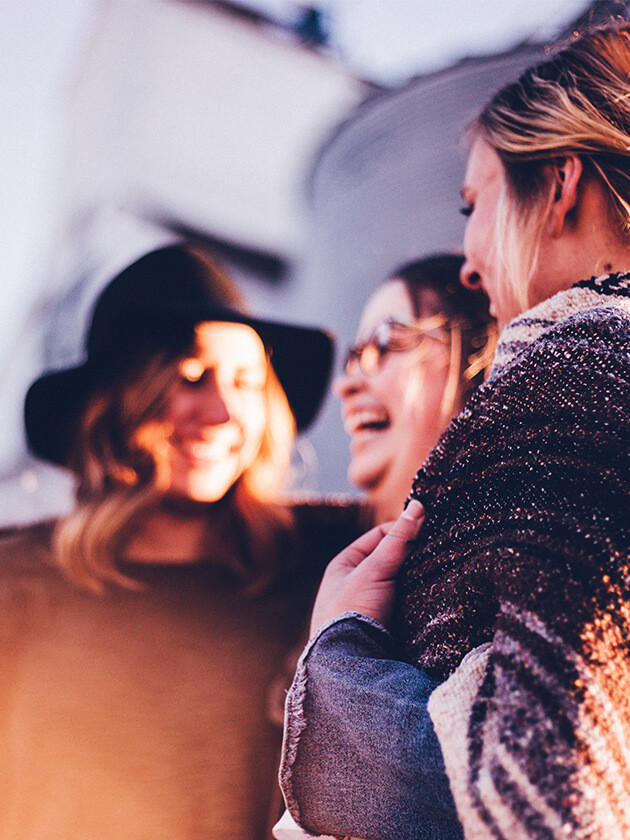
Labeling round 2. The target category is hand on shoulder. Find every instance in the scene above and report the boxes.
[309,500,424,636]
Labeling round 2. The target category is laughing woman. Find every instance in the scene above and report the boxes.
[0,245,364,840]
[334,254,495,524]
[279,23,630,840]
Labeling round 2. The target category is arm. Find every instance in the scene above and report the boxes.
[280,613,463,840]
[429,569,630,840]
[279,503,464,840]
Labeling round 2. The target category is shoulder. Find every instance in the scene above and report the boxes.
[533,303,630,358]
[493,305,630,416]
[0,520,56,580]
[493,287,630,382]
[0,521,59,637]
[472,302,630,412]
[418,300,630,485]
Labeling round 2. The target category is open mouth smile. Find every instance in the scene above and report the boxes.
[174,437,240,465]
[344,409,390,436]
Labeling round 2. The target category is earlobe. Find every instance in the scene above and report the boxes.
[548,154,583,237]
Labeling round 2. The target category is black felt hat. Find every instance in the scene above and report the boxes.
[25,246,333,466]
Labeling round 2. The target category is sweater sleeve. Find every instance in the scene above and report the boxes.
[399,309,630,839]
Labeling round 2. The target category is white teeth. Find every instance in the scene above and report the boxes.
[188,440,235,460]
[344,410,389,435]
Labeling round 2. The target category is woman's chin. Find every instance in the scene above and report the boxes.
[165,468,242,506]
[347,457,387,497]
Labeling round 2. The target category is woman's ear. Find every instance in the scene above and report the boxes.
[547,154,583,237]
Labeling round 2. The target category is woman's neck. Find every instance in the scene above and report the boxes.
[123,499,224,564]
[531,179,630,306]
[370,476,415,525]
[530,251,630,313]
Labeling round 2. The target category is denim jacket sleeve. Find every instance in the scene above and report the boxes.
[279,612,464,840]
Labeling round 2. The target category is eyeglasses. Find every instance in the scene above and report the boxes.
[343,316,449,377]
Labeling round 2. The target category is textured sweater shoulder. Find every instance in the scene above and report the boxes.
[397,273,630,840]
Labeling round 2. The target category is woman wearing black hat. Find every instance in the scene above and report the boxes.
[0,244,365,840]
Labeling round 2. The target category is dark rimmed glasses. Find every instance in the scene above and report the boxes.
[343,315,450,377]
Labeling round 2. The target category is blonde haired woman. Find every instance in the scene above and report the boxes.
[0,244,364,839]
[278,22,630,840]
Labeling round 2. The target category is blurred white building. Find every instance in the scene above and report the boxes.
[0,0,367,524]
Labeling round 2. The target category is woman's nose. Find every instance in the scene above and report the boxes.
[459,261,483,291]
[196,378,231,426]
[333,364,364,400]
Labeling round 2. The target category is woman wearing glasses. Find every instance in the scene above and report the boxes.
[335,254,495,524]
[274,255,494,840]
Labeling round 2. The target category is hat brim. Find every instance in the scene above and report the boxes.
[25,311,333,467]
[25,363,97,467]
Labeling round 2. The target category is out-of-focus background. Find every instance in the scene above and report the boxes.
[0,0,622,524]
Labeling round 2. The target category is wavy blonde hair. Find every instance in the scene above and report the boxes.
[53,249,296,594]
[470,22,630,309]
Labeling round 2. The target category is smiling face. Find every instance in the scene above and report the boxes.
[460,137,523,331]
[334,280,450,522]
[144,321,268,503]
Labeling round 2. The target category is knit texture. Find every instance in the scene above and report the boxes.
[396,273,630,839]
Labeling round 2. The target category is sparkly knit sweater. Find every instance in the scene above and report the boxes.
[397,273,630,839]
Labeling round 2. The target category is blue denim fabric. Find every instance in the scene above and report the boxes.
[280,613,464,840]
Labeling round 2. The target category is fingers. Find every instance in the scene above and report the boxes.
[333,521,394,570]
[309,500,426,634]
[386,499,425,544]
[359,500,425,580]
[334,500,424,571]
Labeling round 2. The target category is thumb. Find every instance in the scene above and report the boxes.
[387,499,425,543]
[361,499,425,580]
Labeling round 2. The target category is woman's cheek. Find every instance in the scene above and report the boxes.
[242,393,267,458]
